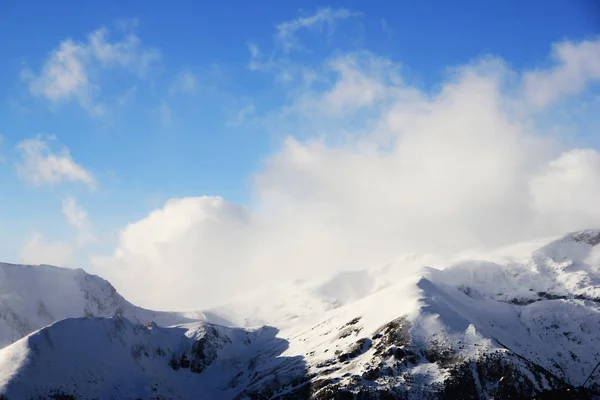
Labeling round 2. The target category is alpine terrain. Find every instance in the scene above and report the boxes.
[1,230,600,399]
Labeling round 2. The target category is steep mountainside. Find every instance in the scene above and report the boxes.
[1,230,600,399]
[0,317,304,400]
[0,263,197,349]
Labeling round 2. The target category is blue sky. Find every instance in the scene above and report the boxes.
[0,1,599,308]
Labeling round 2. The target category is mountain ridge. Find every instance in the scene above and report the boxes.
[1,229,600,398]
[0,262,200,349]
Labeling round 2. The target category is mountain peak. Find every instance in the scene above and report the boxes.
[562,229,600,246]
[0,262,197,349]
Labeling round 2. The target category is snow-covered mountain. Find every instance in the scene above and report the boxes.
[0,263,198,349]
[1,230,600,399]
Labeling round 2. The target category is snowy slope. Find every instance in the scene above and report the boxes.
[0,263,200,349]
[0,317,305,400]
[205,253,445,329]
[1,230,600,399]
[278,230,600,398]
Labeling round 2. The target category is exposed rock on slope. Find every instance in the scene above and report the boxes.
[0,317,305,399]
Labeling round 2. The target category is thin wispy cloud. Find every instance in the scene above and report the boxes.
[16,136,96,190]
[62,196,96,245]
[247,42,264,71]
[380,18,393,39]
[21,25,160,116]
[20,196,95,267]
[7,99,30,115]
[228,103,255,126]
[19,233,76,267]
[248,8,360,84]
[169,68,198,95]
[116,86,138,107]
[276,7,361,52]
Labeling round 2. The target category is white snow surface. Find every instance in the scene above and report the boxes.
[0,317,298,399]
[0,263,199,349]
[1,229,600,398]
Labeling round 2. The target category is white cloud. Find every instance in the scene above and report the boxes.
[522,37,600,108]
[293,52,402,117]
[248,42,261,60]
[247,32,323,84]
[247,42,263,71]
[63,196,97,246]
[20,197,95,267]
[19,233,76,267]
[88,27,159,75]
[16,136,96,190]
[93,37,600,311]
[22,26,160,115]
[91,197,250,308]
[276,8,360,52]
[62,196,88,230]
[247,9,360,81]
[169,68,198,95]
[530,149,600,230]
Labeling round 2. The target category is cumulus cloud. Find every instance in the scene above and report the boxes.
[22,25,160,115]
[522,38,600,108]
[530,149,600,229]
[16,136,96,190]
[91,197,250,308]
[94,36,600,311]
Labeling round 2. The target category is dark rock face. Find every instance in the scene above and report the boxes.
[248,313,600,400]
[337,338,372,362]
[276,351,582,400]
[566,230,600,247]
[168,325,228,374]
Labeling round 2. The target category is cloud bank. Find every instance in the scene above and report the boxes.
[93,34,600,311]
